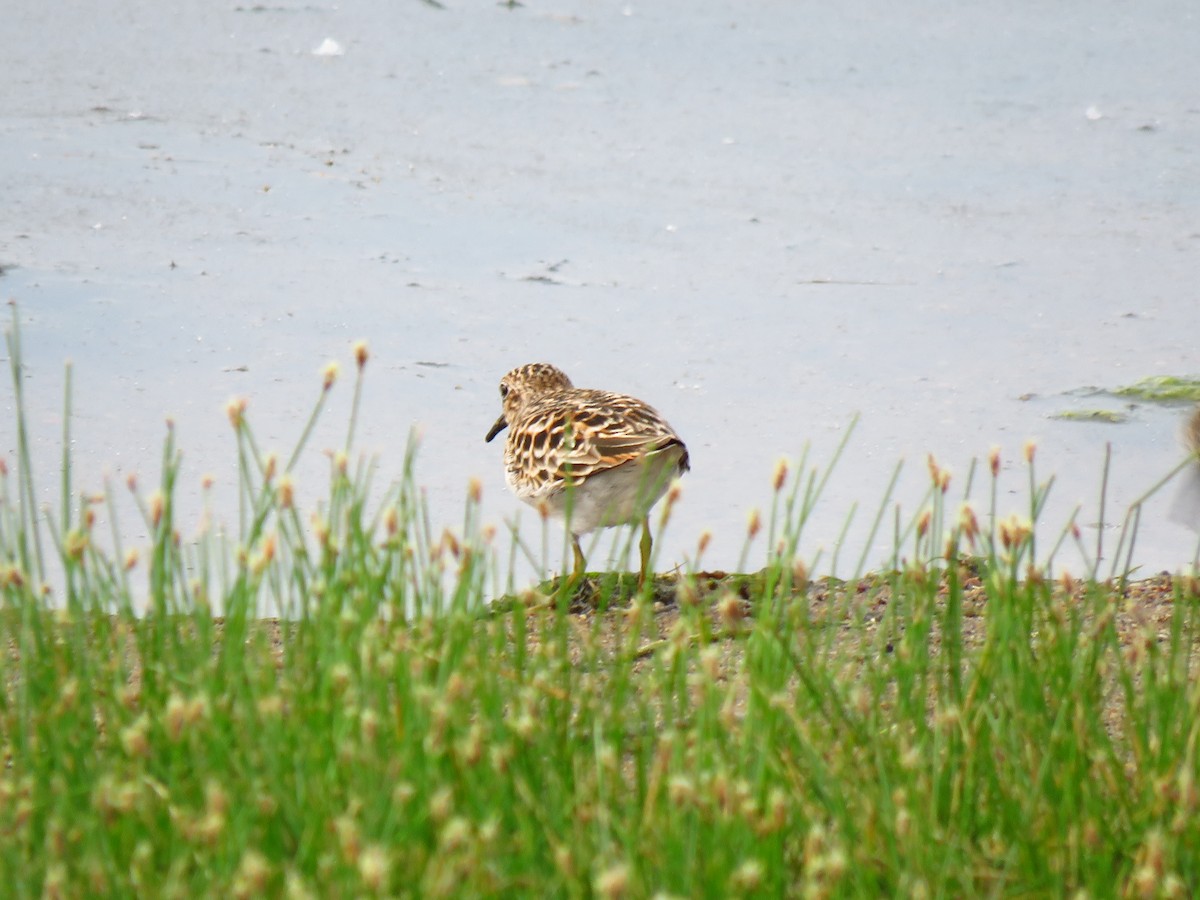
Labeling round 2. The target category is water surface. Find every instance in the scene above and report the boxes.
[3,1,1199,594]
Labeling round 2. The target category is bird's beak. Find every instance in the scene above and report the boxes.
[485,414,508,443]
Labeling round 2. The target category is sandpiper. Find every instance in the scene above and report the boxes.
[485,363,689,584]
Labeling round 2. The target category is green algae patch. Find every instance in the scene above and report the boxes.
[1051,409,1129,423]
[1112,375,1200,403]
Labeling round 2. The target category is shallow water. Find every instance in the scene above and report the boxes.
[3,1,1199,597]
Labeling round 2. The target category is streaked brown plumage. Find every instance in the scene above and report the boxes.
[485,363,689,583]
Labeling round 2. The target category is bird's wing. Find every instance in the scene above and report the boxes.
[505,391,686,497]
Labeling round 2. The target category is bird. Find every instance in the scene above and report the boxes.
[1169,404,1200,529]
[485,363,689,586]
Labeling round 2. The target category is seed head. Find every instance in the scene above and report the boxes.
[804,823,827,862]
[467,477,482,504]
[0,565,24,589]
[358,844,389,892]
[958,504,980,545]
[232,850,271,900]
[251,533,277,575]
[284,871,314,900]
[226,396,248,429]
[717,591,749,629]
[772,457,788,492]
[998,514,1032,553]
[257,694,284,717]
[322,361,340,391]
[164,694,188,741]
[792,558,809,590]
[333,813,361,863]
[278,474,294,509]
[668,775,695,806]
[149,491,164,528]
[329,663,353,695]
[440,816,472,851]
[988,445,1001,477]
[761,788,787,834]
[117,682,141,711]
[746,508,761,540]
[120,715,151,758]
[353,340,370,370]
[65,529,88,561]
[851,684,871,716]
[663,480,683,523]
[1023,439,1037,464]
[593,863,630,900]
[1131,866,1156,899]
[429,786,454,823]
[1140,828,1167,877]
[916,509,932,539]
[43,863,66,899]
[57,678,80,713]
[729,859,763,893]
[675,578,701,608]
[205,781,229,818]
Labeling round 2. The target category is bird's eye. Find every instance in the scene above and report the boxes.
[499,383,509,398]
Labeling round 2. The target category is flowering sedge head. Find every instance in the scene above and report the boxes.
[772,457,788,493]
[926,454,951,492]
[149,491,164,529]
[957,503,980,547]
[746,508,761,541]
[277,474,294,509]
[321,361,340,391]
[998,513,1032,554]
[916,508,932,539]
[226,396,248,430]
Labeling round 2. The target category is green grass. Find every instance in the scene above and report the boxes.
[3,309,1200,897]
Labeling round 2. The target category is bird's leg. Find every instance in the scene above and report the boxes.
[571,534,587,582]
[638,515,653,590]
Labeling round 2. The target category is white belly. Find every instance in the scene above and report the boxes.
[518,446,684,536]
